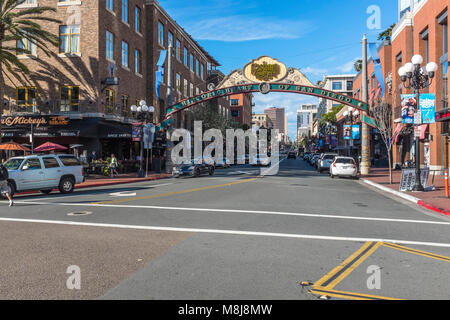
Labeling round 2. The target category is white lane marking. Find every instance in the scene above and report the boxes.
[20,183,174,201]
[10,201,450,226]
[0,217,449,248]
[110,192,137,197]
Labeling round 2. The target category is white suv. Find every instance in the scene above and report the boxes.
[3,154,85,196]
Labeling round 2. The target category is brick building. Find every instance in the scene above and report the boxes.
[1,0,223,161]
[353,0,449,173]
[229,93,253,128]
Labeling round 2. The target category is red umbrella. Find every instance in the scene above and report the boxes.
[34,142,68,152]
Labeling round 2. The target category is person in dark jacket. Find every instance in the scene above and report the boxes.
[0,164,13,207]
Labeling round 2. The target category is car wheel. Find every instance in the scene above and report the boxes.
[209,168,215,176]
[195,168,201,177]
[59,177,74,194]
[40,189,53,195]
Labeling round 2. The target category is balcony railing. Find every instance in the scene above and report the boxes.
[3,102,132,119]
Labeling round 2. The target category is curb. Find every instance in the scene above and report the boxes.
[76,175,172,190]
[361,179,450,217]
[15,175,172,196]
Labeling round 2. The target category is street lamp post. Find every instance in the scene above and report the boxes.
[131,101,155,178]
[398,54,438,192]
[343,108,360,158]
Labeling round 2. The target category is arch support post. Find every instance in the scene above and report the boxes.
[360,34,371,176]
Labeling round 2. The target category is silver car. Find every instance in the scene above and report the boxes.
[317,153,338,173]
[3,154,85,195]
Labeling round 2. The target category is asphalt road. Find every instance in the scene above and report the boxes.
[0,158,449,300]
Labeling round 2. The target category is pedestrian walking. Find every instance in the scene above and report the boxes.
[0,163,13,207]
[109,154,119,178]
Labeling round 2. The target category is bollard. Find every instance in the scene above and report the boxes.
[445,169,449,198]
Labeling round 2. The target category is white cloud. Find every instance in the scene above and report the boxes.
[302,66,329,77]
[336,57,360,73]
[187,15,313,42]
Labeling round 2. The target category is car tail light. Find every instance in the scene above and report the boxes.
[333,163,336,168]
[353,163,357,169]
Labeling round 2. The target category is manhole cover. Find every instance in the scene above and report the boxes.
[67,211,93,216]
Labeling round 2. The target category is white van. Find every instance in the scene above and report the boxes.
[3,154,85,196]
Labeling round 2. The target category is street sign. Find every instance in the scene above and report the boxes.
[414,112,422,125]
[399,168,429,191]
[414,126,422,138]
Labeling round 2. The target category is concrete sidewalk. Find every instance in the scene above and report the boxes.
[361,168,449,216]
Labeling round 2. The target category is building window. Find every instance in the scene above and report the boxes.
[121,41,129,68]
[332,81,342,90]
[106,0,114,12]
[190,53,194,72]
[106,31,114,60]
[105,89,115,113]
[231,99,239,106]
[421,29,429,63]
[190,83,194,97]
[17,31,36,55]
[184,47,188,67]
[17,87,36,112]
[59,25,80,54]
[158,21,164,47]
[176,73,181,92]
[183,79,188,97]
[439,12,448,55]
[176,39,181,60]
[168,31,173,48]
[60,86,79,112]
[135,6,142,34]
[122,0,128,24]
[442,61,448,110]
[196,59,200,77]
[121,94,129,115]
[18,0,36,4]
[135,49,142,74]
[346,81,353,91]
[200,63,205,81]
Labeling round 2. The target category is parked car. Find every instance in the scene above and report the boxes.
[215,157,231,169]
[303,152,312,161]
[172,159,215,178]
[330,157,358,179]
[309,154,320,166]
[317,153,338,173]
[3,154,85,196]
[287,151,297,159]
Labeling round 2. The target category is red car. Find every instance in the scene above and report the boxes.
[287,151,297,159]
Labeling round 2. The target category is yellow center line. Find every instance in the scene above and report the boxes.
[92,177,260,205]
[381,243,450,262]
[313,241,381,289]
[309,287,401,300]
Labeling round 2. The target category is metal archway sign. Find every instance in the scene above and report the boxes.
[156,56,377,131]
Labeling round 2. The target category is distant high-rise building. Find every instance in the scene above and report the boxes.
[264,107,285,135]
[297,104,317,138]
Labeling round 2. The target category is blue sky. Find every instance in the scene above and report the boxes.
[159,0,398,139]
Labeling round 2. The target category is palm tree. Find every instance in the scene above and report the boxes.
[354,59,362,72]
[0,0,61,136]
[378,23,396,43]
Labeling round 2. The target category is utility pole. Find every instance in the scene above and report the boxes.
[361,34,371,175]
[165,43,173,174]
